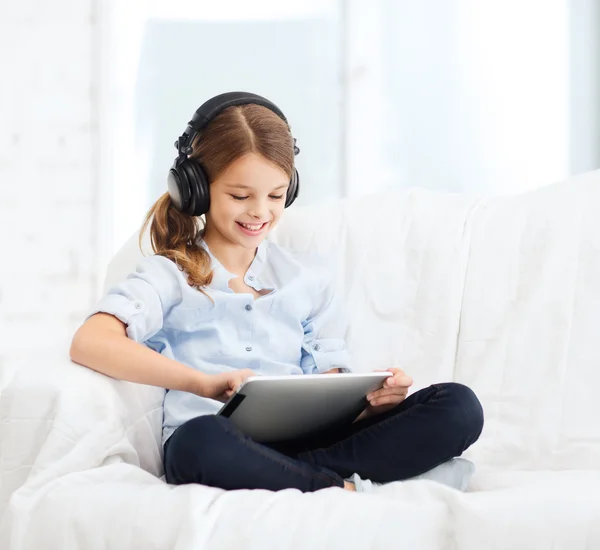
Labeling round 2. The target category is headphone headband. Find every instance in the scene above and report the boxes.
[175,92,291,159]
[189,92,288,132]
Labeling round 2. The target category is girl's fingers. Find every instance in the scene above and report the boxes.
[385,376,412,388]
[367,387,408,401]
[371,386,408,397]
[370,394,406,406]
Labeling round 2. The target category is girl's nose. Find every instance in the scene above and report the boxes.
[249,200,269,220]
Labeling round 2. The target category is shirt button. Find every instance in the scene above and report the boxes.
[245,346,253,352]
[245,304,253,311]
[134,302,142,310]
[248,275,255,281]
[313,343,321,352]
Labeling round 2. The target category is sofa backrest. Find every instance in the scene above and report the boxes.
[454,170,600,470]
[105,171,600,472]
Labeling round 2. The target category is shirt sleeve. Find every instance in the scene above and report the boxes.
[300,268,352,374]
[85,255,184,343]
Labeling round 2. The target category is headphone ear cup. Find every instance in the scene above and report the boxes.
[285,168,300,208]
[168,163,191,213]
[185,160,210,216]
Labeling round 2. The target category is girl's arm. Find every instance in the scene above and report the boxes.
[70,312,253,400]
[70,312,204,394]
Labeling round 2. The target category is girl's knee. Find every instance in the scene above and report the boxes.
[438,382,484,444]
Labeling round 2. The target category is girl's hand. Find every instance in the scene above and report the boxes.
[197,369,257,402]
[366,367,413,411]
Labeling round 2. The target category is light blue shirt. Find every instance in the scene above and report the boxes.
[88,238,352,444]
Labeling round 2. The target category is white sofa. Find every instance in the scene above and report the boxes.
[1,170,600,549]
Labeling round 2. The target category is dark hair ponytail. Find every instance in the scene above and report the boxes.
[139,192,213,296]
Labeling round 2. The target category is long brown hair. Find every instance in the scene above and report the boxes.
[139,104,295,297]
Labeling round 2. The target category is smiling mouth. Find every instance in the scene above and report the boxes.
[236,221,268,234]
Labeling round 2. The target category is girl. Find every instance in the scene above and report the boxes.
[70,92,484,493]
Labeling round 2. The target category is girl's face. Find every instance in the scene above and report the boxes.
[204,153,290,250]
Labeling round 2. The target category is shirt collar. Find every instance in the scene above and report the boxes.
[197,237,271,293]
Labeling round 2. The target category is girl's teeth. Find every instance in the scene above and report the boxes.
[240,223,263,230]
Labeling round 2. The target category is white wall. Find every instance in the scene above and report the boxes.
[0,1,98,377]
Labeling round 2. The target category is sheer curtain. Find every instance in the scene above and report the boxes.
[344,0,598,197]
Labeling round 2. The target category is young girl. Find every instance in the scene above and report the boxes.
[70,92,484,493]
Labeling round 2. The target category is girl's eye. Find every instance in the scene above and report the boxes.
[231,194,284,201]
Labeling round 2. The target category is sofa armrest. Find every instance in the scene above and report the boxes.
[0,357,166,501]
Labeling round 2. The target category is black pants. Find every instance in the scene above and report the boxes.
[163,382,484,492]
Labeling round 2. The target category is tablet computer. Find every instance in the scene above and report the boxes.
[216,371,392,443]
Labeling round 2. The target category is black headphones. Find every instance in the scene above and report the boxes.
[167,91,300,217]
